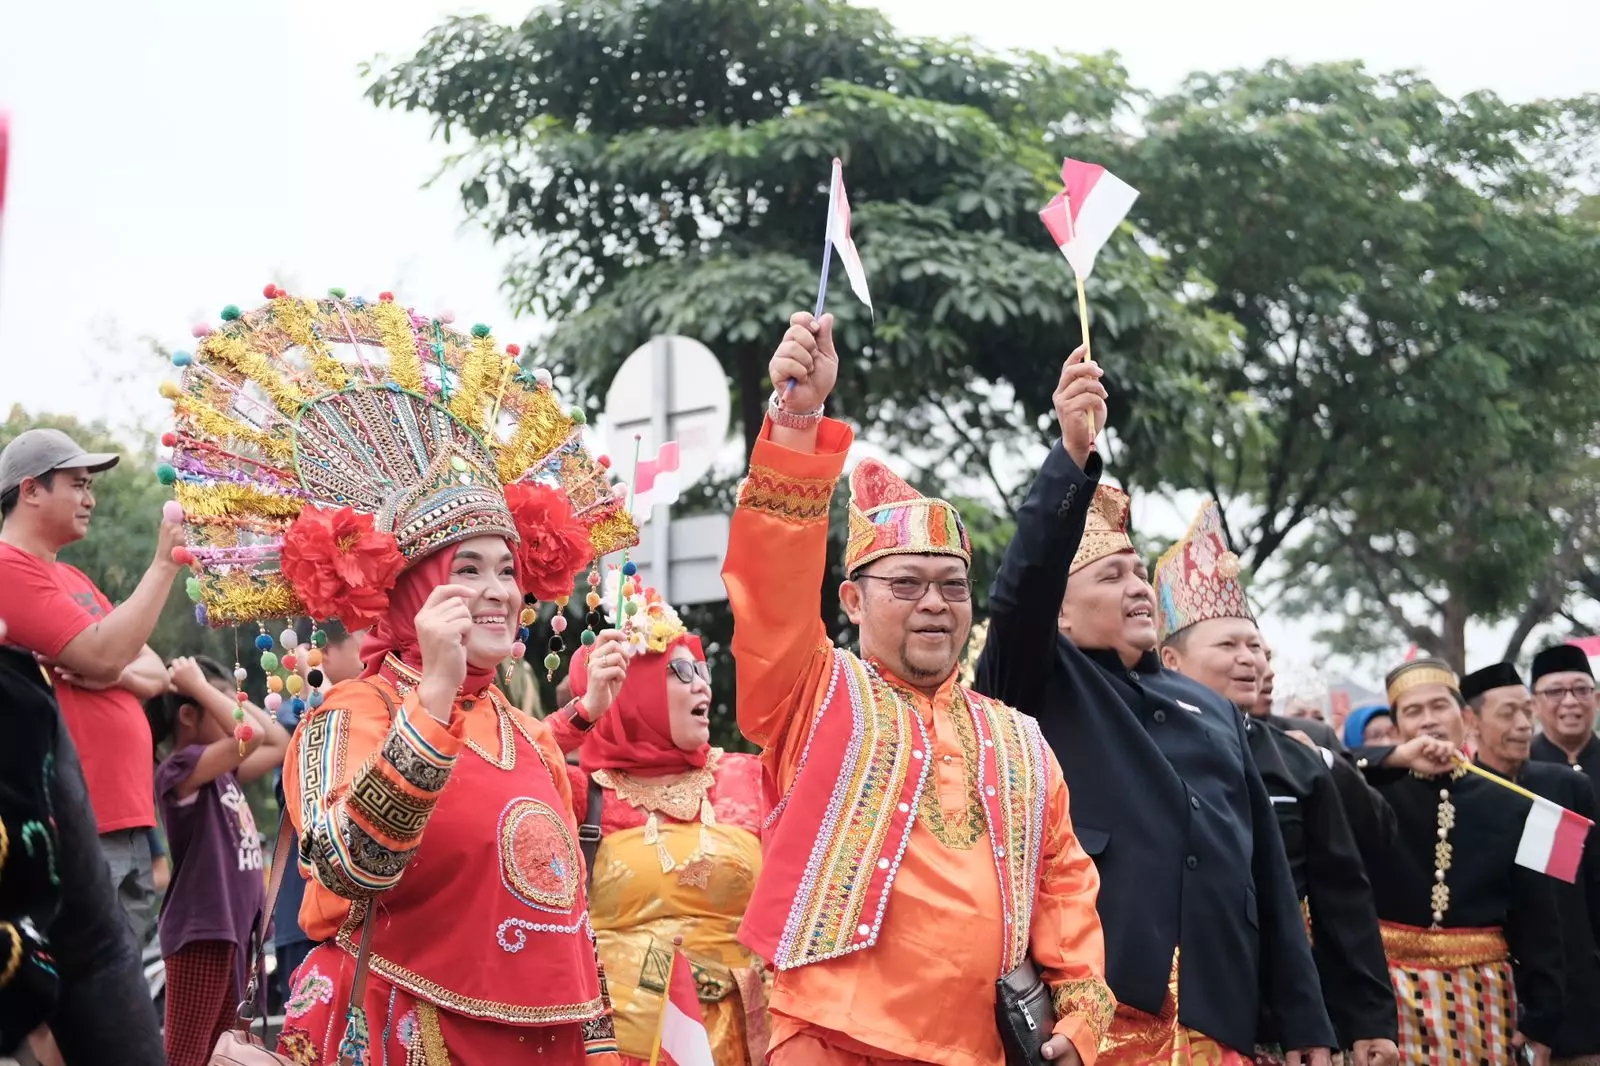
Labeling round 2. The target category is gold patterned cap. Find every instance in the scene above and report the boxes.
[1071,485,1135,574]
[845,459,971,574]
[1153,499,1251,643]
[1385,657,1460,708]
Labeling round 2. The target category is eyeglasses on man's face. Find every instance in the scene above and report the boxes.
[666,659,712,685]
[1536,683,1596,703]
[855,575,973,602]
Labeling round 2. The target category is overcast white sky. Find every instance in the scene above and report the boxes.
[2,0,1594,691]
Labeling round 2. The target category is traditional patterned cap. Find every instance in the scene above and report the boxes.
[1070,485,1135,574]
[1152,499,1251,643]
[1385,657,1460,707]
[1460,662,1525,703]
[844,459,970,574]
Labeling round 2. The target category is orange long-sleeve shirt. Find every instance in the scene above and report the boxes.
[724,416,1113,1066]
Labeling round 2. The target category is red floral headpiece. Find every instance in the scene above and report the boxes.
[504,481,595,603]
[279,506,406,629]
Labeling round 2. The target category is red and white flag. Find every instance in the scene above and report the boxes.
[1567,635,1600,658]
[631,440,681,519]
[1039,158,1139,278]
[649,950,713,1066]
[1515,793,1592,883]
[815,157,872,316]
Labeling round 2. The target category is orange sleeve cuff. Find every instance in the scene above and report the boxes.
[751,415,855,477]
[397,689,467,762]
[1054,1013,1100,1066]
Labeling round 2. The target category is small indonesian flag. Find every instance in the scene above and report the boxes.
[822,157,872,313]
[1567,635,1600,657]
[1038,158,1139,278]
[631,440,681,519]
[1515,793,1592,883]
[650,950,714,1066]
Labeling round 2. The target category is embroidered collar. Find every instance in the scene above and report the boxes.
[595,749,723,822]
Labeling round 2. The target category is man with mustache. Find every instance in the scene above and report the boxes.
[723,316,1115,1066]
[1153,502,1397,1066]
[1463,662,1600,1065]
[1354,659,1564,1065]
[973,391,1335,1062]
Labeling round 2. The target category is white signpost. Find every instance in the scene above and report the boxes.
[601,336,733,605]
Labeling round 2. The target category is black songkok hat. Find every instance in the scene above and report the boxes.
[1461,662,1524,703]
[1530,644,1594,685]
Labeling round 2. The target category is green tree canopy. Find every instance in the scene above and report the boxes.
[365,0,1235,464]
[1119,61,1600,668]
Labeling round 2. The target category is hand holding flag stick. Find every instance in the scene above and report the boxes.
[1039,158,1140,438]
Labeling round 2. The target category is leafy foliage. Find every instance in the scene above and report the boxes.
[1120,61,1600,668]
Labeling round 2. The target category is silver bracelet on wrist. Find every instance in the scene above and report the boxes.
[768,389,825,429]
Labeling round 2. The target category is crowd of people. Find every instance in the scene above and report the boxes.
[0,295,1596,1066]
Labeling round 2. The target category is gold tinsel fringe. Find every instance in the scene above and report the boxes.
[449,334,501,432]
[372,302,423,393]
[202,331,306,416]
[174,397,294,463]
[494,387,572,483]
[276,297,350,393]
[588,508,641,557]
[176,482,303,520]
[200,575,302,626]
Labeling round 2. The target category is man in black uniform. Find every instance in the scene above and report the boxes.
[973,354,1335,1063]
[1154,500,1397,1066]
[1355,659,1564,1065]
[1529,644,1600,805]
[1464,662,1600,1065]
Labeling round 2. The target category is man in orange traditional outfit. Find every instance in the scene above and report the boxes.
[723,312,1115,1066]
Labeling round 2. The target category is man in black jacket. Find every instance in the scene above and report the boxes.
[1464,662,1600,1063]
[973,353,1335,1063]
[1152,500,1398,1066]
[1355,659,1564,1065]
[1528,644,1600,801]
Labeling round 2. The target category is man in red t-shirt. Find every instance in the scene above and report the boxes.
[0,428,184,945]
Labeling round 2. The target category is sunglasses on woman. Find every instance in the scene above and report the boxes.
[666,659,712,685]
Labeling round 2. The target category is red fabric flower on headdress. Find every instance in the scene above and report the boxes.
[280,506,406,628]
[503,481,593,602]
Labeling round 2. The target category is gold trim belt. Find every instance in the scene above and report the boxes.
[1379,921,1508,969]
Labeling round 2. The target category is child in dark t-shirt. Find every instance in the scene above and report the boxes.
[147,656,288,1066]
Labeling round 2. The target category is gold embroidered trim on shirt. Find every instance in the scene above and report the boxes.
[1052,976,1116,1048]
[736,467,836,524]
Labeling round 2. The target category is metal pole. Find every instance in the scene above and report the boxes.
[651,337,673,602]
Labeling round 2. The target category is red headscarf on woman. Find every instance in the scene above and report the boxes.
[358,547,502,695]
[572,633,711,777]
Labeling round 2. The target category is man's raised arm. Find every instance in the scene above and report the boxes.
[974,348,1105,712]
[723,312,851,761]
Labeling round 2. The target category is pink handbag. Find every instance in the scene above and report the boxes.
[209,816,374,1066]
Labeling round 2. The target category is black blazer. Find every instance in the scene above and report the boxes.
[973,443,1336,1054]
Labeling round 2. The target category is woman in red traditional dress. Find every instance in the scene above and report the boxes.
[549,572,769,1066]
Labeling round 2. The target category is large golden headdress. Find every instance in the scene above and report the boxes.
[158,286,638,630]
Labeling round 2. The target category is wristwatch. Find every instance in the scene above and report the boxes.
[767,389,825,429]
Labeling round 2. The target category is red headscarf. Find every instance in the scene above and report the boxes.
[573,633,710,777]
[358,546,504,695]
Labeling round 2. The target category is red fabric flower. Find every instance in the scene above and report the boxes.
[504,481,593,602]
[280,506,406,628]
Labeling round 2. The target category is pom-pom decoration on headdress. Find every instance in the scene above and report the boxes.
[158,288,639,631]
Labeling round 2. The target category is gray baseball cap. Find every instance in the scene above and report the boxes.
[0,428,120,496]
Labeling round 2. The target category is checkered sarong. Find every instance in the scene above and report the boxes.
[1381,922,1515,1065]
